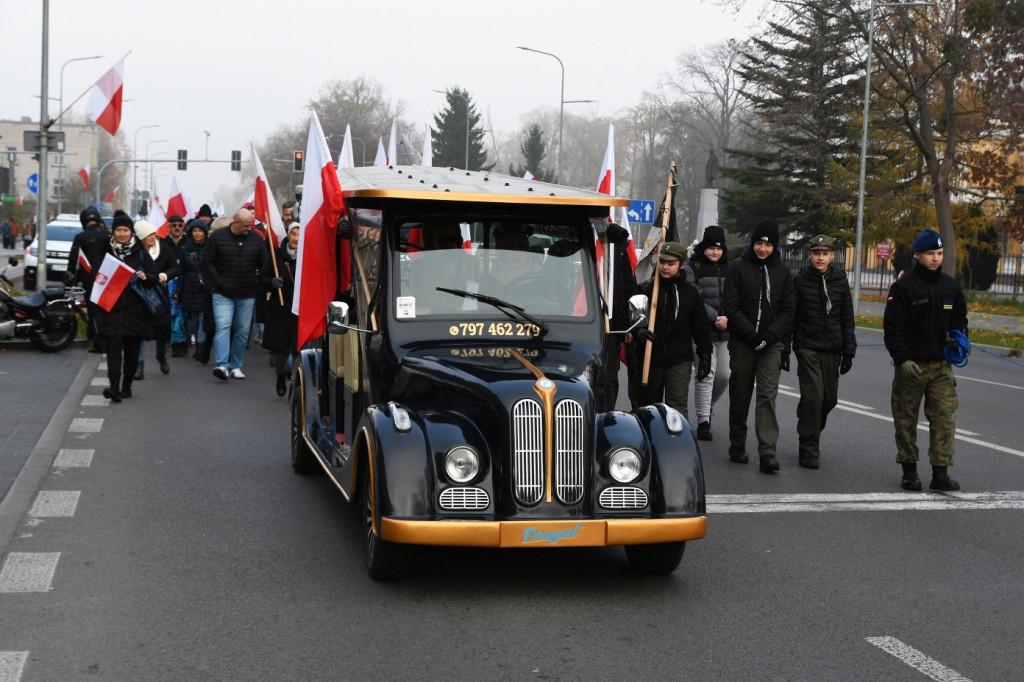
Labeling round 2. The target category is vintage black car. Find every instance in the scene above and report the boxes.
[290,165,706,580]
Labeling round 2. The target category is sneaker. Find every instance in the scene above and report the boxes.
[696,422,712,441]
[230,368,246,379]
[728,446,749,464]
[213,366,230,381]
[759,454,780,473]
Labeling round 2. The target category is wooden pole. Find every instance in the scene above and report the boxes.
[641,162,676,386]
[268,235,285,306]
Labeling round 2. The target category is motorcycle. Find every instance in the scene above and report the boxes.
[0,257,84,352]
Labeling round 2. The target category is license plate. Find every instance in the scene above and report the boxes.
[50,263,67,272]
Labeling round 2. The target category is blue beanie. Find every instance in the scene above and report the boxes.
[912,229,942,252]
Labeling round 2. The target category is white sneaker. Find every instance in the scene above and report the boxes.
[230,368,246,379]
[213,366,229,381]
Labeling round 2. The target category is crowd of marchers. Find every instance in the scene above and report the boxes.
[598,218,968,492]
[65,201,301,404]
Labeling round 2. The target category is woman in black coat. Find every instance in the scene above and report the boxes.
[93,214,160,402]
[259,223,299,397]
[177,219,212,362]
[134,221,180,376]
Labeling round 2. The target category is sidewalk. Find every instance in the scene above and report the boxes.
[858,299,1024,335]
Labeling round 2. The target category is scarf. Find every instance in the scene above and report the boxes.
[111,235,137,261]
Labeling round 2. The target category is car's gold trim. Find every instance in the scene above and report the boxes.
[380,516,707,548]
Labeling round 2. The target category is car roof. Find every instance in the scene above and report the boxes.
[336,165,630,208]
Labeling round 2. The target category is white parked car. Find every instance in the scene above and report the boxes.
[23,214,111,290]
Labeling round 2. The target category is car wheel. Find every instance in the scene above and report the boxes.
[290,385,319,475]
[624,541,686,575]
[359,464,414,581]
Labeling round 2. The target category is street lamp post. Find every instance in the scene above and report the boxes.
[853,0,933,315]
[57,54,104,214]
[144,139,166,204]
[517,47,564,184]
[133,124,161,214]
[433,89,470,170]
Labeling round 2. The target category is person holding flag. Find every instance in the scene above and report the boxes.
[260,222,301,397]
[65,206,111,353]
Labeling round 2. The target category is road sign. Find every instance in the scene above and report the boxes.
[627,199,656,224]
[876,243,891,260]
[27,173,39,194]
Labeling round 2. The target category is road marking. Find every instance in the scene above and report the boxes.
[89,378,106,387]
[708,491,1024,513]
[0,652,28,682]
[955,374,1022,390]
[52,449,93,467]
[0,553,60,593]
[28,491,80,517]
[837,398,876,410]
[866,636,972,682]
[81,395,108,406]
[67,418,102,433]
[777,388,1024,458]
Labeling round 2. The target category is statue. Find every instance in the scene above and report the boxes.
[704,148,719,188]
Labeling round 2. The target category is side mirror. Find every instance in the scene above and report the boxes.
[607,294,649,336]
[327,301,350,335]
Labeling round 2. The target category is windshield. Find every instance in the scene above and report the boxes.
[394,220,592,320]
[40,224,81,242]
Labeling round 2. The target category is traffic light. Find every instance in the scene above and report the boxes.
[177,149,188,171]
[293,151,304,173]
[230,150,241,172]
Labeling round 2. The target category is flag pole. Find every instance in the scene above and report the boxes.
[46,51,131,130]
[268,233,284,306]
[641,162,676,386]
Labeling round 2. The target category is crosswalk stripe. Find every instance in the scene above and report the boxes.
[52,449,94,468]
[28,491,80,518]
[67,418,102,433]
[0,651,29,682]
[866,636,972,682]
[708,491,1024,513]
[0,553,60,593]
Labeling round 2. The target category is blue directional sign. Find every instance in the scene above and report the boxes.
[628,199,656,224]
[27,173,39,195]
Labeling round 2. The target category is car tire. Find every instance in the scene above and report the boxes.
[624,541,686,575]
[359,463,414,581]
[290,384,319,475]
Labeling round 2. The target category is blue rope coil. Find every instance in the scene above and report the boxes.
[944,329,971,367]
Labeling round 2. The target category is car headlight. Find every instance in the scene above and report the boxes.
[444,446,480,483]
[28,246,38,257]
[608,448,642,483]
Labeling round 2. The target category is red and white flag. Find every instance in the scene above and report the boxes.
[596,124,615,217]
[252,143,287,247]
[78,167,89,192]
[292,112,347,348]
[373,137,387,166]
[89,253,136,312]
[77,250,92,274]
[164,175,189,237]
[460,223,473,252]
[387,119,397,166]
[337,125,355,169]
[619,206,638,272]
[87,57,125,136]
[595,124,615,317]
[103,188,116,204]
[149,201,167,237]
[523,170,536,181]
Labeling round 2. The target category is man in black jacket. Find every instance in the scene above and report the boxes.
[202,208,262,380]
[722,219,795,473]
[884,229,968,491]
[65,207,111,353]
[792,235,856,469]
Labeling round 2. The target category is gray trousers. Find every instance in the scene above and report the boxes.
[728,338,783,456]
[795,348,841,459]
[693,339,730,423]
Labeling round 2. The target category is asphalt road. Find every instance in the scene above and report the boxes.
[0,329,1022,681]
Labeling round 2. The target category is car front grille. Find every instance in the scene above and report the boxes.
[511,398,585,505]
[439,487,490,511]
[598,487,648,510]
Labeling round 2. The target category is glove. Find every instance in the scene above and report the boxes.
[271,277,284,289]
[840,355,853,375]
[336,217,354,239]
[946,335,959,351]
[635,328,657,344]
[751,333,769,352]
[605,223,629,244]
[696,353,712,382]
[780,353,790,372]
[900,360,922,380]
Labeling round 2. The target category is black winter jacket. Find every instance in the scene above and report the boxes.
[722,246,795,349]
[792,264,856,356]
[883,261,968,365]
[687,252,729,342]
[202,227,264,299]
[176,239,208,313]
[259,247,298,355]
[67,224,111,292]
[639,270,712,366]
[92,239,157,340]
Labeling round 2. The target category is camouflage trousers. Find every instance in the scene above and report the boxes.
[891,360,958,466]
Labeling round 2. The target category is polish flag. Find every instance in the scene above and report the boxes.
[523,171,535,181]
[87,57,125,136]
[104,189,116,204]
[78,168,89,192]
[619,206,638,272]
[387,119,397,166]
[373,137,387,166]
[164,176,189,238]
[337,125,355,169]
[421,125,433,167]
[460,223,473,252]
[89,253,136,311]
[252,143,287,247]
[149,202,167,238]
[292,112,347,348]
[595,124,615,317]
[77,250,92,274]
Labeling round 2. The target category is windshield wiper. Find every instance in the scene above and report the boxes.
[436,287,549,337]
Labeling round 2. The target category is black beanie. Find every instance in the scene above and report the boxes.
[751,218,779,248]
[79,206,102,228]
[112,209,134,231]
[698,225,726,252]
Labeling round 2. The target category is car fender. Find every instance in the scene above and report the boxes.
[632,404,705,516]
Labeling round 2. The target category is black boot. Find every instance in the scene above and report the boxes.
[276,373,287,397]
[103,375,122,403]
[696,421,712,441]
[929,466,960,491]
[728,446,749,464]
[121,377,133,399]
[198,340,212,365]
[901,463,922,491]
[134,361,145,381]
[158,354,170,374]
[759,454,780,473]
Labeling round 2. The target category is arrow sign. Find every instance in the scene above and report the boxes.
[27,173,39,195]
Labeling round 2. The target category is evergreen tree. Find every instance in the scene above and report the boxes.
[720,3,862,244]
[432,88,492,171]
[508,123,555,182]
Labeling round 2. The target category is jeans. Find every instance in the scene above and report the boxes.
[185,311,206,344]
[212,293,255,370]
